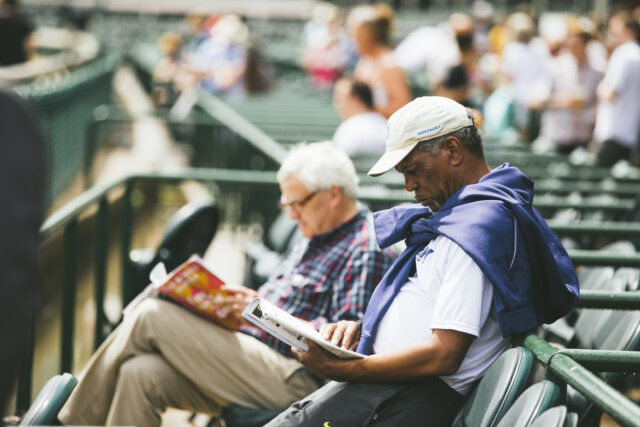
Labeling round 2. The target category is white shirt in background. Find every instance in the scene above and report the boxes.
[540,53,603,145]
[373,236,511,396]
[501,39,550,106]
[394,25,460,86]
[594,41,640,148]
[332,112,388,156]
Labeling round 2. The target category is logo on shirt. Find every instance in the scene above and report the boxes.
[415,247,433,263]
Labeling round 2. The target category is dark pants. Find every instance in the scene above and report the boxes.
[265,378,465,427]
[596,139,632,167]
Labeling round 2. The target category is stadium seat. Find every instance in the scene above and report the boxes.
[128,199,219,298]
[568,310,640,425]
[242,210,300,289]
[19,373,77,425]
[530,406,567,427]
[495,380,560,427]
[451,347,533,427]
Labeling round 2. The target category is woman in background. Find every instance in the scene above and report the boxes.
[348,4,411,118]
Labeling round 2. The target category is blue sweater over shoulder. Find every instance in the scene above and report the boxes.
[357,163,580,355]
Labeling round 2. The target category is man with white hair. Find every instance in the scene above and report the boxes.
[266,97,579,426]
[58,142,395,427]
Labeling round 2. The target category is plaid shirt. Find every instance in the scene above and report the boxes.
[240,209,396,357]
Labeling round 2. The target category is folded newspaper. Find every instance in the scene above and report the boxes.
[242,297,364,360]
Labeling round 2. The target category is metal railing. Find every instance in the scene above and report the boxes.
[524,334,640,427]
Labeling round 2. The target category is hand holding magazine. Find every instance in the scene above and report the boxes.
[123,255,241,330]
[242,297,364,360]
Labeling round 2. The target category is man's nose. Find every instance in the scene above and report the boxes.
[404,176,417,192]
[288,208,300,220]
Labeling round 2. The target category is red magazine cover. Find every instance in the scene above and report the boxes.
[156,255,240,330]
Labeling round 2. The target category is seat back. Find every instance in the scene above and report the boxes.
[564,412,579,427]
[451,347,533,427]
[19,373,77,425]
[573,267,636,348]
[530,406,567,427]
[593,310,640,352]
[128,200,219,297]
[495,380,560,427]
[156,200,219,272]
[265,210,298,254]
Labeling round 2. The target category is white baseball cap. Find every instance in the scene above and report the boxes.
[368,96,474,177]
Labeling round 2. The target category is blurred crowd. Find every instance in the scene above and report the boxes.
[152,13,271,107]
[151,2,640,166]
[296,1,640,166]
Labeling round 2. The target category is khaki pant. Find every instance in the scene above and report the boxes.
[58,298,321,427]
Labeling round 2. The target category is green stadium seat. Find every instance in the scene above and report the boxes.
[564,412,579,427]
[451,347,533,427]
[530,406,567,427]
[19,373,77,425]
[495,380,560,427]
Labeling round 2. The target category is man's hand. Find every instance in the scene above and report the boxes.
[292,341,357,381]
[320,320,360,351]
[219,285,259,326]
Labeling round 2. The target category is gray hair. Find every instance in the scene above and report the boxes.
[277,141,359,199]
[415,109,483,157]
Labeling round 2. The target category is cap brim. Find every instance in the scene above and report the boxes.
[367,144,417,177]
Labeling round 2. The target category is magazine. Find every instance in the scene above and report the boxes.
[124,255,241,330]
[242,297,364,360]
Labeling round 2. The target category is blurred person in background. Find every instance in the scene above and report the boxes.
[394,13,469,92]
[594,9,640,167]
[188,14,250,96]
[500,12,550,141]
[348,4,411,118]
[394,13,489,106]
[300,2,349,89]
[472,0,494,56]
[433,64,471,107]
[152,31,185,106]
[536,20,603,154]
[0,0,35,66]
[332,77,387,156]
[0,88,46,415]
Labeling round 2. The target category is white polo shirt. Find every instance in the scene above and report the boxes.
[594,41,640,147]
[373,236,511,395]
[332,112,388,156]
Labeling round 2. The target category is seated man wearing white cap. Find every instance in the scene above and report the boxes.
[266,97,580,426]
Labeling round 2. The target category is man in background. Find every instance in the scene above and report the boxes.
[594,10,640,167]
[332,77,388,156]
[0,88,46,414]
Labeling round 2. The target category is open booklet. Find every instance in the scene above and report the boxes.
[122,255,241,330]
[242,297,364,360]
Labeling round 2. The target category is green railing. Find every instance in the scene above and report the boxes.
[524,334,640,427]
[12,52,120,208]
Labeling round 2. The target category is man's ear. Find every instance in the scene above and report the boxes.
[444,137,464,166]
[329,186,343,208]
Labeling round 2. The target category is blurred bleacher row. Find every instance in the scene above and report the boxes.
[3,0,640,426]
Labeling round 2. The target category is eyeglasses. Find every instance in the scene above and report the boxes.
[279,191,319,213]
